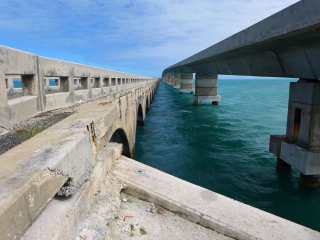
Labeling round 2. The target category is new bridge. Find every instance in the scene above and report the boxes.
[162,0,320,188]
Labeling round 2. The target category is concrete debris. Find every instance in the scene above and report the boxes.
[76,171,232,240]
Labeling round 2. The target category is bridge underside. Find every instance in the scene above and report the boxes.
[163,1,320,79]
[170,27,320,79]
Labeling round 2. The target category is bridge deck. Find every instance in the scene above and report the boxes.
[164,0,320,79]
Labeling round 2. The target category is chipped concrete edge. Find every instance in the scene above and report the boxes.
[21,143,123,240]
[0,170,68,240]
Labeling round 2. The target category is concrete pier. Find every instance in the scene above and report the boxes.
[173,72,181,89]
[179,73,194,94]
[192,73,221,106]
[270,80,320,188]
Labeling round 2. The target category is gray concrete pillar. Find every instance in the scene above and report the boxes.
[87,73,92,98]
[180,73,194,94]
[173,73,181,89]
[99,77,103,89]
[269,80,320,188]
[6,76,16,95]
[44,78,50,90]
[0,73,8,107]
[192,73,221,106]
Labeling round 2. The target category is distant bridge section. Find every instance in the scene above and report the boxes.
[162,0,320,188]
[163,0,320,79]
[0,45,156,128]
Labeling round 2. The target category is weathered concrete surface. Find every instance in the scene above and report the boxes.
[163,0,320,79]
[280,141,320,175]
[113,156,320,240]
[193,73,220,105]
[286,81,320,149]
[180,73,194,94]
[0,111,100,239]
[0,45,157,129]
[0,77,159,240]
[269,134,287,158]
[270,80,320,177]
[21,143,122,240]
[107,192,233,240]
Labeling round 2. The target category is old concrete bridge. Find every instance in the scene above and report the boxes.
[0,44,160,239]
[162,0,320,188]
[1,0,320,239]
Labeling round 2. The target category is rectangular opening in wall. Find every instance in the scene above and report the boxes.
[93,78,100,88]
[111,78,116,86]
[48,79,58,87]
[74,79,81,90]
[6,77,23,99]
[117,78,121,85]
[293,108,301,143]
[80,77,88,89]
[103,78,109,87]
[45,78,60,94]
[13,79,22,88]
[60,77,69,92]
[21,75,34,96]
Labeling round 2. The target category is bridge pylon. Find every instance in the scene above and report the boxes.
[270,79,320,188]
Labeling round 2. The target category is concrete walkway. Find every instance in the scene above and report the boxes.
[107,192,232,240]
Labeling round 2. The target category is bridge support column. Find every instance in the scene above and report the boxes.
[180,73,194,94]
[192,73,221,106]
[270,80,320,188]
[169,73,174,87]
[173,73,181,89]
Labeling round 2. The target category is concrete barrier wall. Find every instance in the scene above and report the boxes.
[0,78,159,240]
[0,45,156,128]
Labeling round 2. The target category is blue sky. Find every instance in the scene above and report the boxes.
[0,0,299,78]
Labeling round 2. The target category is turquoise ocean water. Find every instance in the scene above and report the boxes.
[13,79,56,88]
[135,80,320,231]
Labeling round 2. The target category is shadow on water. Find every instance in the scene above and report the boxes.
[135,80,320,231]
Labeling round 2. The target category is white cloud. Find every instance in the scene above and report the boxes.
[0,0,299,77]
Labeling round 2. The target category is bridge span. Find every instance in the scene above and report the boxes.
[162,0,320,188]
[1,0,320,239]
[0,44,160,239]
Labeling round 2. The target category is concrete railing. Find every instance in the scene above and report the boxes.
[0,45,156,128]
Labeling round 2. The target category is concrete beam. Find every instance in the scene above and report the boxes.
[163,0,320,79]
[180,73,194,94]
[21,143,122,240]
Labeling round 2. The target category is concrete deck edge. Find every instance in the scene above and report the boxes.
[113,156,320,240]
[21,143,123,240]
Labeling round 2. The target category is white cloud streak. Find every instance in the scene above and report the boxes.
[0,0,299,77]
